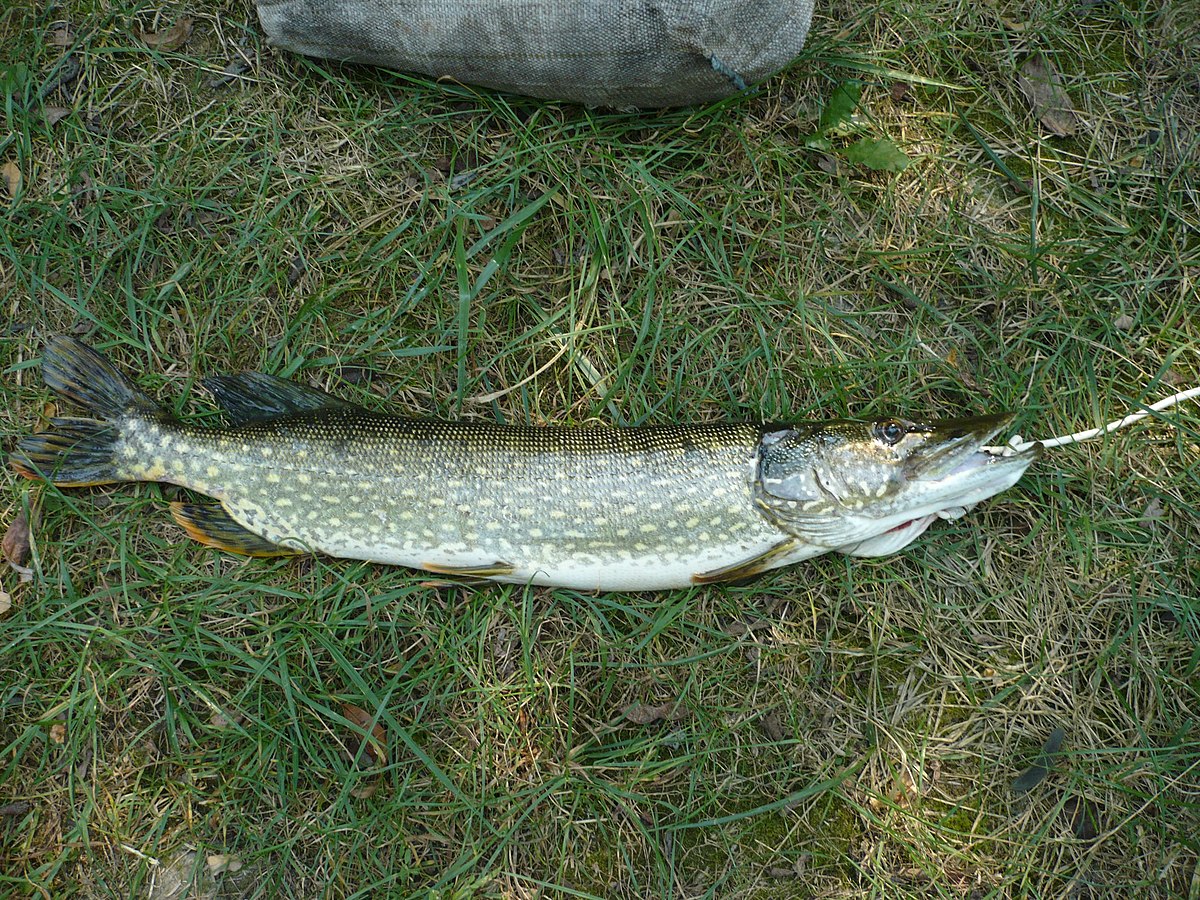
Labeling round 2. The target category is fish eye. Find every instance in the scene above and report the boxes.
[874,419,907,446]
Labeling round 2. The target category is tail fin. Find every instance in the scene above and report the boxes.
[9,336,160,486]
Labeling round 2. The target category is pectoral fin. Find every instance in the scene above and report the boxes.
[170,501,299,557]
[420,560,516,578]
[692,539,801,585]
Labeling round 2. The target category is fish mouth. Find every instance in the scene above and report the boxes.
[890,412,1042,530]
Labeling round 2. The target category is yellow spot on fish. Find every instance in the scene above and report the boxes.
[206,465,219,477]
[639,523,656,533]
[322,495,340,504]
[529,529,544,538]
[297,473,311,484]
[266,472,281,483]
[276,498,292,507]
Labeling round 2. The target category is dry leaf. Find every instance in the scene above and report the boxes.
[48,27,75,48]
[138,17,193,51]
[0,590,11,616]
[44,106,71,126]
[1018,55,1079,137]
[759,709,787,742]
[207,58,250,89]
[342,703,387,766]
[3,509,35,568]
[209,709,243,729]
[49,722,66,744]
[622,701,685,725]
[1,161,21,199]
[205,854,243,876]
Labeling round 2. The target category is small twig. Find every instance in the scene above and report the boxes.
[985,386,1200,456]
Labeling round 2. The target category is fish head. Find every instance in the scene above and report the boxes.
[755,413,1041,556]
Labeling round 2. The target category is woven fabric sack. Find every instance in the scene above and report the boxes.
[255,0,815,107]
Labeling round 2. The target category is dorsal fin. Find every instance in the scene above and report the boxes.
[203,372,359,424]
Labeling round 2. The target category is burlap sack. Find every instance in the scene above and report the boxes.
[255,0,815,107]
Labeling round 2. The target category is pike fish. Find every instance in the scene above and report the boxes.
[10,337,1041,591]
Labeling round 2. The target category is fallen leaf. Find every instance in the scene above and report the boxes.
[0,590,11,615]
[3,508,36,568]
[622,700,685,725]
[207,58,250,89]
[816,154,840,175]
[1,161,21,199]
[44,105,71,126]
[889,82,910,103]
[209,709,243,729]
[0,801,32,816]
[844,137,911,172]
[1012,726,1066,794]
[1018,55,1079,137]
[342,703,387,766]
[49,722,66,744]
[137,17,193,51]
[149,849,217,900]
[47,27,75,48]
[1141,497,1165,522]
[818,82,862,136]
[1112,313,1134,331]
[350,780,381,799]
[205,854,243,876]
[760,709,787,742]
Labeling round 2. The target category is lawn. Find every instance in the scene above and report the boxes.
[1,0,1197,897]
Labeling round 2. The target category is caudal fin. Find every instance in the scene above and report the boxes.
[9,336,160,486]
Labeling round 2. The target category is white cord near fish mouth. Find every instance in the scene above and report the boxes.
[983,386,1200,457]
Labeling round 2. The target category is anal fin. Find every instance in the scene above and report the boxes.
[692,539,800,585]
[170,501,299,557]
[420,560,516,578]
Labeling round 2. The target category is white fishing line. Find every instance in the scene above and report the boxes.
[984,386,1200,456]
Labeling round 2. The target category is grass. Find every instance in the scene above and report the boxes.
[1,0,1198,896]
